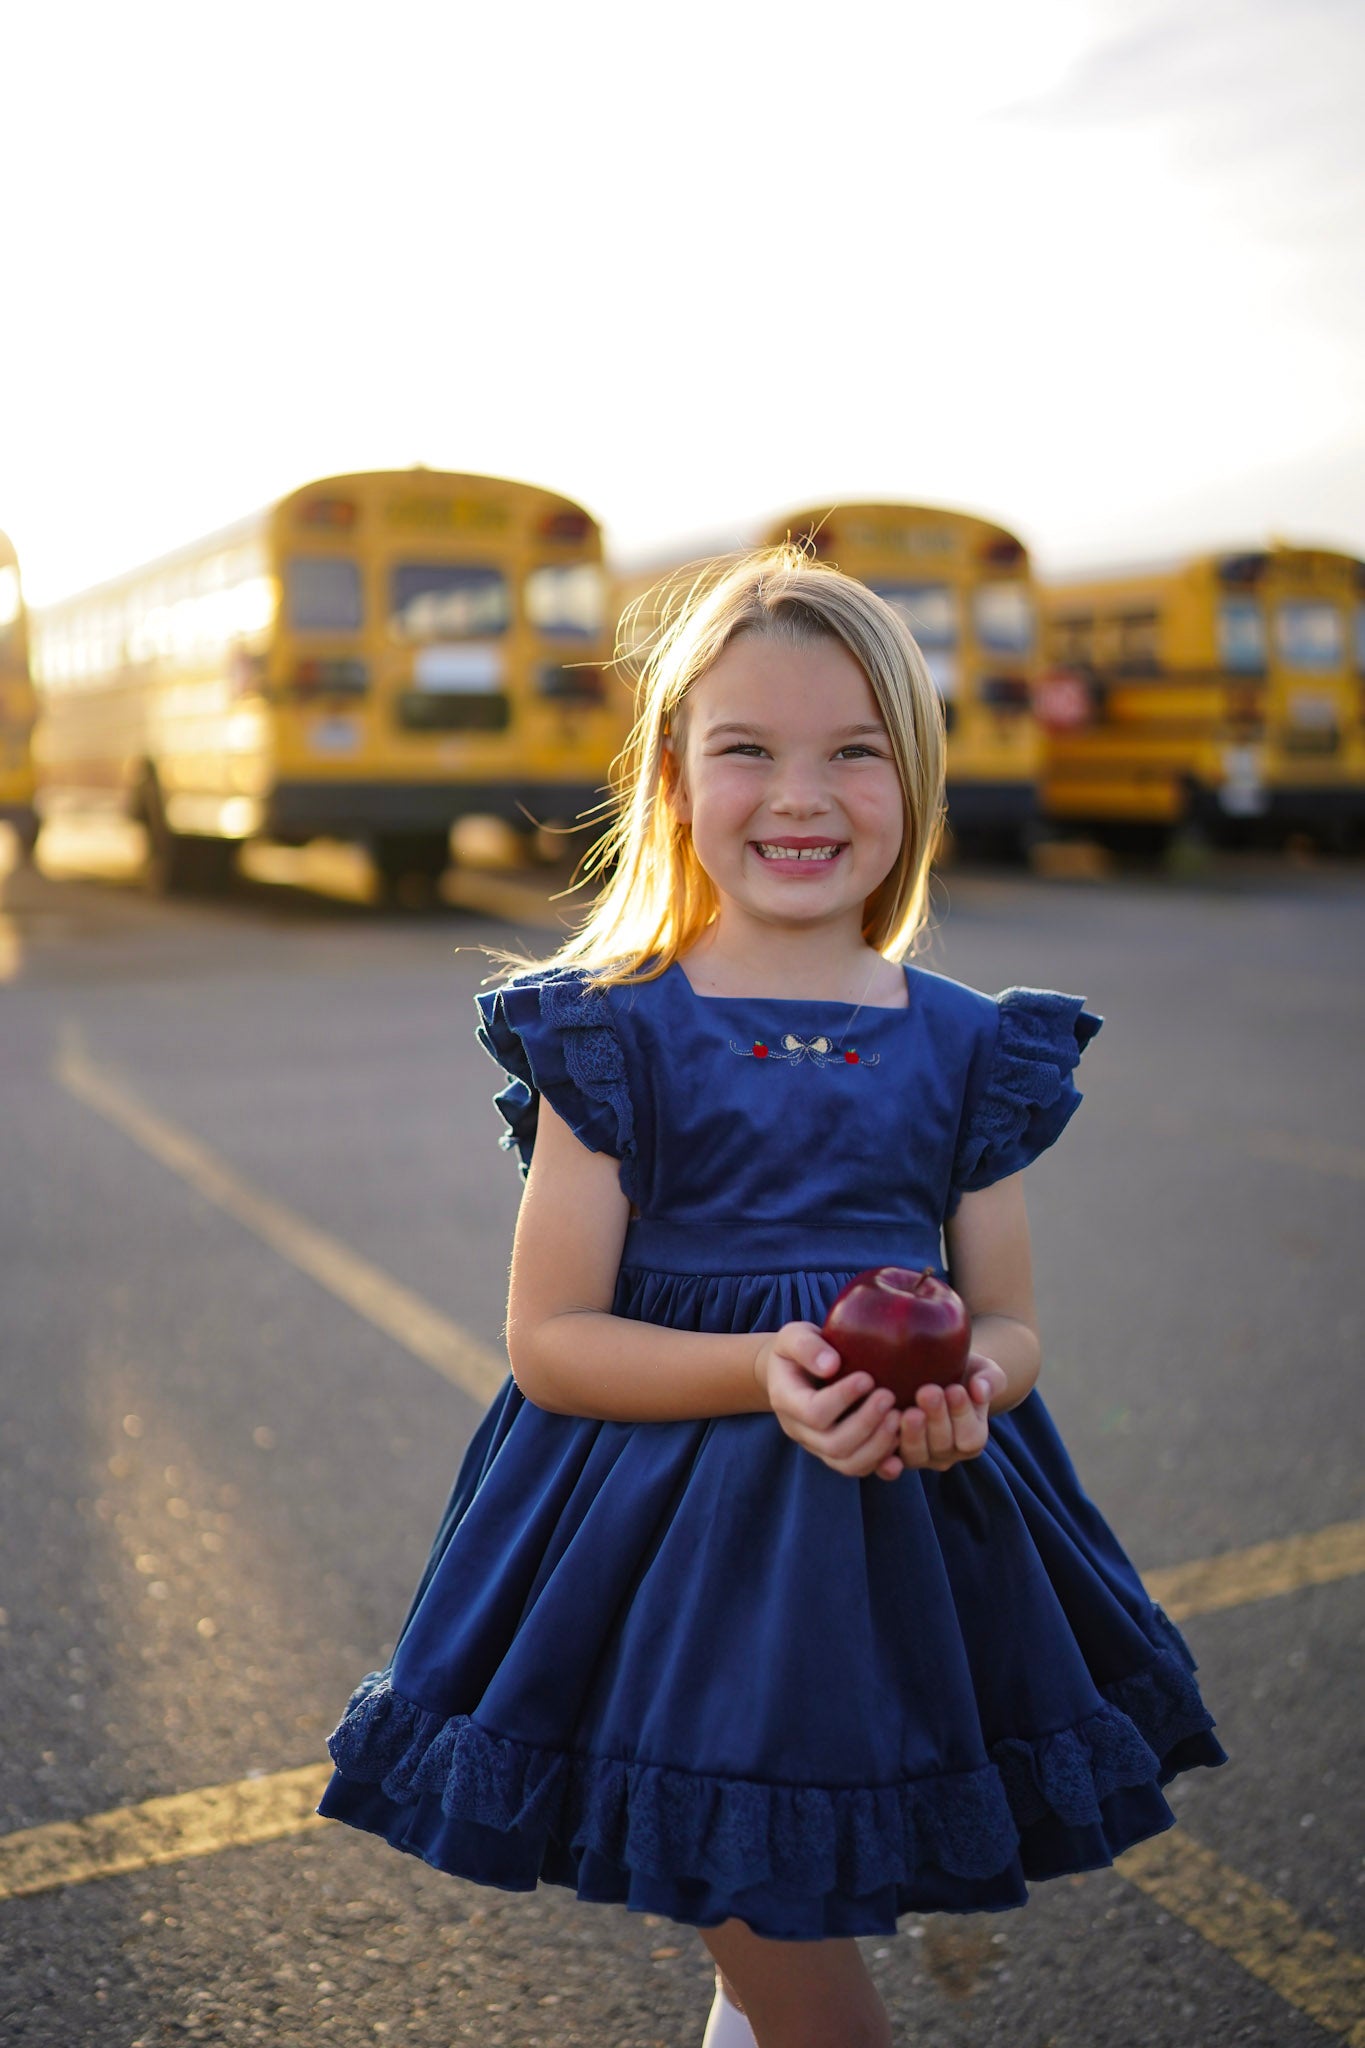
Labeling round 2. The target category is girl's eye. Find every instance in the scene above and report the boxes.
[713,741,887,759]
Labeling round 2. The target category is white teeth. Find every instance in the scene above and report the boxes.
[757,844,841,860]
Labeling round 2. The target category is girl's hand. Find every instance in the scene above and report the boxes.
[897,1352,1007,1473]
[755,1322,906,1481]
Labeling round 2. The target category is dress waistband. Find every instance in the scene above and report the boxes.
[621,1216,943,1276]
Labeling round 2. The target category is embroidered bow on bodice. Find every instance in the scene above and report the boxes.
[729,1032,880,1069]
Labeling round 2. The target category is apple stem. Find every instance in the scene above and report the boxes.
[914,1270,934,1295]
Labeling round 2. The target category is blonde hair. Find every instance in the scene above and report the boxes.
[507,545,945,987]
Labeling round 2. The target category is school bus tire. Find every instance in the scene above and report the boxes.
[371,831,452,901]
[137,771,237,897]
[936,816,1040,868]
[153,829,237,896]
[516,816,599,871]
[10,809,40,862]
[966,823,1040,866]
[1092,821,1176,858]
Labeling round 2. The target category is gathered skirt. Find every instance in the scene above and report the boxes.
[320,1261,1225,1940]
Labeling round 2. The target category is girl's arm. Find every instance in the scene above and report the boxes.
[501,1097,949,1482]
[890,1171,1042,1474]
[945,1169,1041,1411]
[504,1098,821,1424]
[505,1097,954,1478]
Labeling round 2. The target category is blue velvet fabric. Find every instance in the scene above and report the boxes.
[320,960,1225,1939]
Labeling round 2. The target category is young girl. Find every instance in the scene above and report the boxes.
[319,549,1225,2048]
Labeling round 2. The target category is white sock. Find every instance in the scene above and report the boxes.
[701,1978,758,2048]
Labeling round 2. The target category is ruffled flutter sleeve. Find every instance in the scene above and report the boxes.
[951,988,1102,1200]
[474,969,637,1198]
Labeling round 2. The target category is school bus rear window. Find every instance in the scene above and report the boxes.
[390,564,509,641]
[1275,601,1343,671]
[525,564,606,638]
[869,582,958,646]
[973,583,1034,654]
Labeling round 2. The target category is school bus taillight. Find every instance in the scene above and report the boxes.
[981,536,1026,569]
[794,525,838,558]
[296,497,360,532]
[537,661,606,702]
[291,657,369,695]
[537,509,594,544]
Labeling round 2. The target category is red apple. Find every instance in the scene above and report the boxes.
[821,1266,972,1405]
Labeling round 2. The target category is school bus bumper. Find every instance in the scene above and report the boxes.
[943,779,1038,830]
[1259,784,1365,825]
[263,780,610,839]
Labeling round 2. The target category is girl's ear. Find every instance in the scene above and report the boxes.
[662,733,692,825]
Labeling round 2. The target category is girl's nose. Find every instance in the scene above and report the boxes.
[769,764,832,815]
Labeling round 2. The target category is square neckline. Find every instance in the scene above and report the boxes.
[668,958,914,1011]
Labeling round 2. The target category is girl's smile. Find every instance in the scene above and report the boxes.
[752,837,846,874]
[669,634,904,942]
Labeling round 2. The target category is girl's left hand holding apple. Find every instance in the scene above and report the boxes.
[896,1353,1007,1473]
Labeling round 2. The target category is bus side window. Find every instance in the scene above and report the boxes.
[1115,610,1160,677]
[1052,613,1093,666]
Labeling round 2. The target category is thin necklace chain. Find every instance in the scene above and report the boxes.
[833,955,889,1048]
[686,948,894,1045]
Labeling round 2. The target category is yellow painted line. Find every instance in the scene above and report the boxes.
[1245,1129,1365,1183]
[3,1771,1363,2048]
[1145,1517,1365,1621]
[0,1512,1361,2021]
[1119,1831,1365,2047]
[0,1764,332,1902]
[34,1025,1365,2045]
[54,1026,506,1405]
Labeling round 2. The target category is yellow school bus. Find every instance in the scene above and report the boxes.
[0,530,38,857]
[614,502,1042,852]
[1038,544,1365,847]
[30,470,616,892]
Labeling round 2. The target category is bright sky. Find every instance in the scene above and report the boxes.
[4,0,1363,602]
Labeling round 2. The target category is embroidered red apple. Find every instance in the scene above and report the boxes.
[821,1266,972,1404]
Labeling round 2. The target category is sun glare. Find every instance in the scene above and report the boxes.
[2,0,1361,599]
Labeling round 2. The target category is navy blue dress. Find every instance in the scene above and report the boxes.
[319,959,1225,1940]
